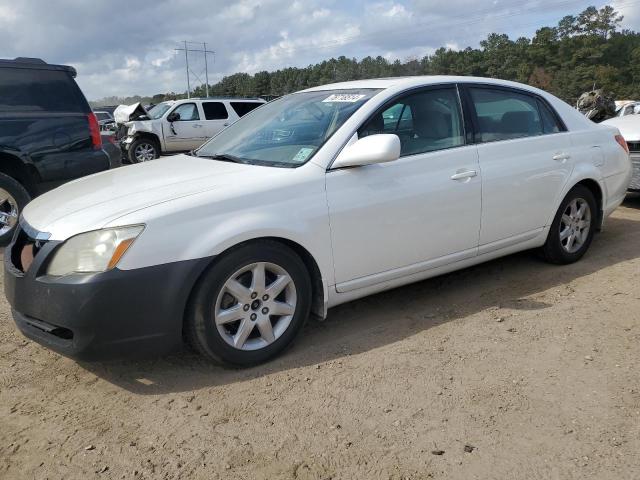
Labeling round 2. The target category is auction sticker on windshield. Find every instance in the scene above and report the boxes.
[292,147,314,162]
[322,94,366,103]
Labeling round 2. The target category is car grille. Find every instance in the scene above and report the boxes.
[627,141,640,152]
[10,226,48,273]
[630,152,640,191]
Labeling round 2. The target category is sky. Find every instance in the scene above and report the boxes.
[0,0,638,100]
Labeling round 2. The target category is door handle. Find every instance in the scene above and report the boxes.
[192,124,203,128]
[552,153,570,162]
[450,169,477,181]
[223,123,229,127]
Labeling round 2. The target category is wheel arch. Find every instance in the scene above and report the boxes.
[181,236,329,339]
[132,132,162,151]
[548,172,605,231]
[0,151,39,196]
[574,178,603,230]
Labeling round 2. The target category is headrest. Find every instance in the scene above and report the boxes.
[411,106,449,139]
[500,111,535,134]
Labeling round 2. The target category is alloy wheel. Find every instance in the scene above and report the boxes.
[134,143,156,162]
[0,188,19,236]
[214,262,297,351]
[559,197,591,254]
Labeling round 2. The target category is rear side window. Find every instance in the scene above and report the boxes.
[469,87,543,142]
[359,87,464,157]
[0,68,86,113]
[231,102,261,117]
[537,99,563,134]
[202,102,228,120]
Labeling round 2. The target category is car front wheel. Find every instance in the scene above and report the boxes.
[185,241,312,366]
[541,184,597,264]
[0,173,30,246]
[128,138,159,163]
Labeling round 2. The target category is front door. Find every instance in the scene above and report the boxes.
[326,86,482,292]
[163,102,206,151]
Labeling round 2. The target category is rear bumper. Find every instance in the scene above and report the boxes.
[4,227,212,360]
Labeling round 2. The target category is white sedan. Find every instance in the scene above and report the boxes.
[5,76,632,366]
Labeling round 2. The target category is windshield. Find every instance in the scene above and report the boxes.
[148,102,172,119]
[94,112,110,121]
[196,89,381,167]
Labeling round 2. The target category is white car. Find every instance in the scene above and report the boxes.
[5,76,632,366]
[614,100,640,118]
[602,114,640,190]
[121,97,266,163]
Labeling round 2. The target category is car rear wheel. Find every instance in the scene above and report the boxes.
[185,240,312,366]
[0,173,30,246]
[128,138,159,163]
[541,185,597,264]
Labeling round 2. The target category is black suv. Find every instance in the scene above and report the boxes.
[0,58,118,244]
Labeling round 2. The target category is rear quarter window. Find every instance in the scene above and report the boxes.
[0,68,87,113]
[231,102,262,117]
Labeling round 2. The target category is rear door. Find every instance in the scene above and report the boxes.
[201,101,232,141]
[163,102,205,151]
[462,85,573,250]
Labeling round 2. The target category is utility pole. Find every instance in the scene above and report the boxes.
[183,41,190,98]
[203,42,209,98]
[175,42,215,98]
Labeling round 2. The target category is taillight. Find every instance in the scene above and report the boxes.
[615,134,629,154]
[87,113,102,150]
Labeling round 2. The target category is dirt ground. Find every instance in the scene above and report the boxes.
[1,196,639,480]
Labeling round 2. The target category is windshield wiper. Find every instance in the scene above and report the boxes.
[197,153,248,164]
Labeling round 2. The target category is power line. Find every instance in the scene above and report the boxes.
[175,41,215,98]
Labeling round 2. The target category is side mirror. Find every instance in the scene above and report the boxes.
[332,134,400,169]
[167,111,180,122]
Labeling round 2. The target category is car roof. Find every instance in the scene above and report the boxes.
[300,76,548,94]
[0,57,77,77]
[183,97,265,102]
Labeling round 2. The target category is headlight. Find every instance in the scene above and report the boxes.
[47,225,144,276]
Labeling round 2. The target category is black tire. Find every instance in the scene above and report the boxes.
[127,137,160,163]
[540,185,597,264]
[185,240,312,367]
[0,173,30,246]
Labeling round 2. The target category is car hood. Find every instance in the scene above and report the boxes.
[22,155,283,240]
[601,115,640,141]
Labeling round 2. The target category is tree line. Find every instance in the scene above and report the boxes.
[92,6,640,107]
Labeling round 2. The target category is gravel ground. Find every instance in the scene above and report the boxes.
[1,195,639,480]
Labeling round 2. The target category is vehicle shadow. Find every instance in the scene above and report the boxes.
[81,207,640,394]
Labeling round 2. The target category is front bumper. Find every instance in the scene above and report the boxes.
[4,224,211,360]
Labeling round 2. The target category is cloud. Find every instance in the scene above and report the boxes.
[0,0,625,100]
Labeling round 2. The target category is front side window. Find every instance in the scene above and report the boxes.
[196,89,381,167]
[202,102,228,120]
[359,87,464,156]
[172,103,199,121]
[470,87,544,142]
